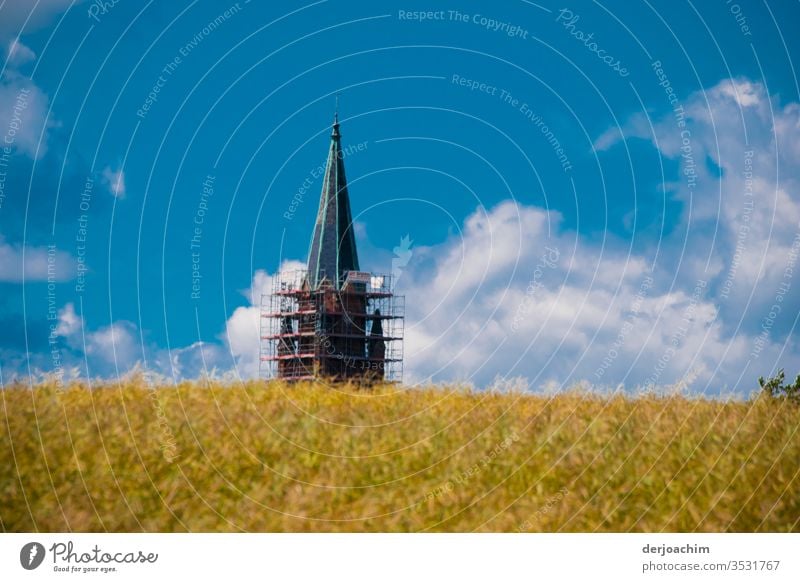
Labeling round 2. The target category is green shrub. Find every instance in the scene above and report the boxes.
[758,369,800,403]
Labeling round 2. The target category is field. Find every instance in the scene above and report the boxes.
[1,380,798,532]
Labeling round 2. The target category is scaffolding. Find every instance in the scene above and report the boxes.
[260,270,404,383]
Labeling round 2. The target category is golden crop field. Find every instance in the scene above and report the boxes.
[1,380,798,532]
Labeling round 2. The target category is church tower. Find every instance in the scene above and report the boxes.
[261,112,404,383]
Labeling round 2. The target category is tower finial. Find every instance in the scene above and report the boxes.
[334,93,339,124]
[332,93,340,138]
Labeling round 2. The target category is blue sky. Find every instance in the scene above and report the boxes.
[1,0,798,393]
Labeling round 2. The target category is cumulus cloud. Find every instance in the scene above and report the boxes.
[0,6,61,160]
[401,196,797,394]
[0,71,53,158]
[717,79,762,108]
[55,302,81,337]
[161,341,229,380]
[83,321,139,366]
[224,305,262,379]
[54,303,140,369]
[47,301,232,381]
[5,39,36,67]
[596,78,800,337]
[0,1,77,40]
[0,237,74,282]
[395,77,800,392]
[102,166,126,198]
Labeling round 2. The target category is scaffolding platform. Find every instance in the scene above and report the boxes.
[259,270,404,383]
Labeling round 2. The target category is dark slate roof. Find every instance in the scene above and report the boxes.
[306,113,360,289]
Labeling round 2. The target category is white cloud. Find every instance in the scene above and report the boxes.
[55,302,82,336]
[717,79,762,108]
[102,166,126,198]
[0,1,77,40]
[83,321,139,367]
[398,198,797,393]
[6,39,35,66]
[224,305,261,378]
[0,71,53,158]
[0,2,72,159]
[393,76,800,392]
[53,303,141,370]
[162,341,229,380]
[0,237,74,282]
[628,79,799,332]
[48,301,233,381]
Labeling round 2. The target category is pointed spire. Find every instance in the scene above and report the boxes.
[306,105,360,289]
